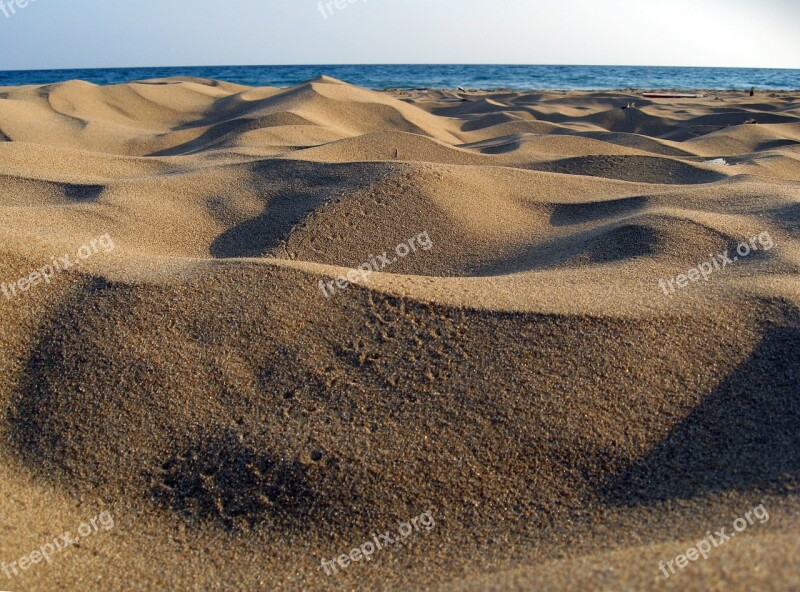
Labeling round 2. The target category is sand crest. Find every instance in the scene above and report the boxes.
[0,77,799,591]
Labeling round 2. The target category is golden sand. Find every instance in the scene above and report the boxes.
[0,77,798,590]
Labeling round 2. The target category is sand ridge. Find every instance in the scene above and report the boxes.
[0,77,799,591]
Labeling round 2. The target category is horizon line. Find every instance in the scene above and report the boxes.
[3,63,800,74]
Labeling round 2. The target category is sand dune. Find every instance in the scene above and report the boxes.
[0,77,798,591]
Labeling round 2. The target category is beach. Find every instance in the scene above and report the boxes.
[0,76,798,591]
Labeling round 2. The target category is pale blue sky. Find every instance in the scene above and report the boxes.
[0,0,798,71]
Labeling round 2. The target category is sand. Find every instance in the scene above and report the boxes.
[0,76,798,591]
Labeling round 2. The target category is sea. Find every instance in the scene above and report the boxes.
[0,64,798,90]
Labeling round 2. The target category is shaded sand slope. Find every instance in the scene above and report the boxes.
[0,78,799,591]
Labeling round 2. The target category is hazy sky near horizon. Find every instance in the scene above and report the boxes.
[0,0,798,71]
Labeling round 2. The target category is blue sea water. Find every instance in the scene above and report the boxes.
[0,64,798,90]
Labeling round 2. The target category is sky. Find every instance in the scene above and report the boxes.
[0,0,798,71]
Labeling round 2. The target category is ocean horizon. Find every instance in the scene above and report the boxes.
[1,64,799,90]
